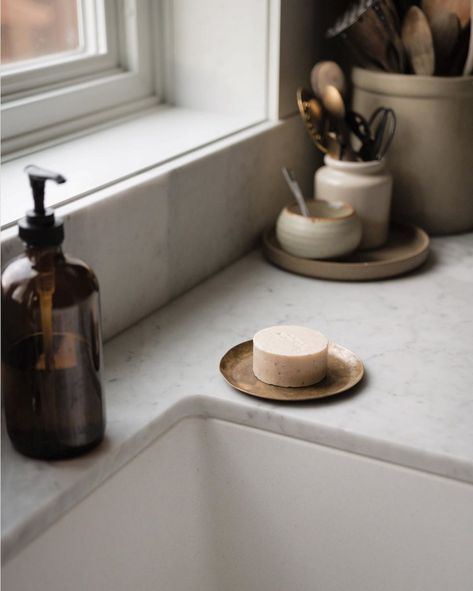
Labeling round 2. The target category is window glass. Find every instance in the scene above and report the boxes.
[1,0,81,66]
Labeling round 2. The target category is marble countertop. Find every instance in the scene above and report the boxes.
[2,234,473,563]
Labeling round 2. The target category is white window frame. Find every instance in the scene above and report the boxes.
[1,0,295,229]
[1,0,160,155]
[1,0,118,95]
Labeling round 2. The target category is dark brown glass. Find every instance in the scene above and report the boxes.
[1,245,105,459]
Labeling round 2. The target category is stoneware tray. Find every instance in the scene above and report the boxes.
[220,340,364,402]
[262,222,429,281]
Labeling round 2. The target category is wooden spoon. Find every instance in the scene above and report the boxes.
[310,61,346,99]
[449,20,471,74]
[431,11,461,74]
[402,6,436,75]
[463,0,473,74]
[423,0,470,27]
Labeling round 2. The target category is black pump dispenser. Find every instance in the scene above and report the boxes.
[19,165,66,246]
[2,164,105,460]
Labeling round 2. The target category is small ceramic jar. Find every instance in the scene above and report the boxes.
[276,200,362,259]
[315,156,393,250]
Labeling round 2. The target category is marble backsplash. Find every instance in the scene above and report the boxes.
[1,116,319,341]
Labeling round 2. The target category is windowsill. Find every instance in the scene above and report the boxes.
[1,105,268,230]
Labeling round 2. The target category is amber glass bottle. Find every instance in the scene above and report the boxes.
[1,166,105,459]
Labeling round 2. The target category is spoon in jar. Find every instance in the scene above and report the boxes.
[423,0,471,27]
[321,85,354,159]
[431,11,461,74]
[422,0,461,74]
[463,0,473,74]
[310,61,346,99]
[402,6,435,75]
[322,84,346,120]
[281,168,310,217]
[297,88,328,155]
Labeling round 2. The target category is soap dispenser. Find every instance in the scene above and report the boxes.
[1,165,105,459]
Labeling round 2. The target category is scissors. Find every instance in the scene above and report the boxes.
[345,110,376,161]
[345,107,397,161]
[369,107,397,160]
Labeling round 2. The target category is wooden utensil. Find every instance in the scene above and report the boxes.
[463,0,473,74]
[449,20,471,74]
[431,11,461,74]
[327,0,405,72]
[373,0,409,72]
[423,0,470,27]
[310,61,346,99]
[402,6,436,75]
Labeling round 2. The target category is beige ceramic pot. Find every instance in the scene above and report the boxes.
[276,200,362,259]
[352,68,473,235]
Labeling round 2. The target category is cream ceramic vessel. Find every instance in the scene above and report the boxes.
[276,200,362,259]
[352,68,473,235]
[315,156,393,250]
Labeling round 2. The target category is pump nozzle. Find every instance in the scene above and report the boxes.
[25,165,66,215]
[19,165,67,246]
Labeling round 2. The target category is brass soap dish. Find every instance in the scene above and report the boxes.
[220,340,364,402]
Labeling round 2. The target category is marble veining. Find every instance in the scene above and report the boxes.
[2,233,473,564]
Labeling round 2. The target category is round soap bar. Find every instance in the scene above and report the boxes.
[253,325,328,387]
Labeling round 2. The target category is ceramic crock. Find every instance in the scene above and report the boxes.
[352,67,473,235]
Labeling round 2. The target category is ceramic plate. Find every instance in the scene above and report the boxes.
[220,340,364,402]
[262,222,429,281]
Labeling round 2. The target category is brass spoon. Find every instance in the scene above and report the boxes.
[296,88,350,160]
[296,87,328,154]
[322,84,346,120]
[321,85,352,158]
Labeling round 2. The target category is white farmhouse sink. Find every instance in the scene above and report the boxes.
[3,417,473,591]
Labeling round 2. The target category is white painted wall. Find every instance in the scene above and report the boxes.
[167,0,268,121]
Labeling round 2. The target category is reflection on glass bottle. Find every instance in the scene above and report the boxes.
[1,166,105,459]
